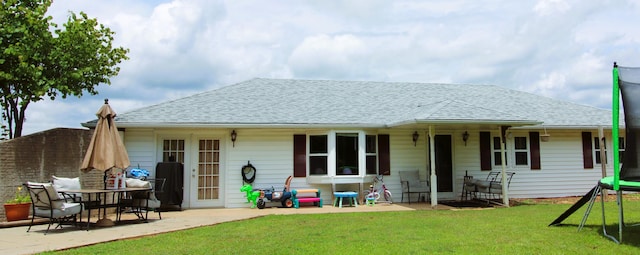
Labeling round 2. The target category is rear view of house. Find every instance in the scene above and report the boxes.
[84,78,617,209]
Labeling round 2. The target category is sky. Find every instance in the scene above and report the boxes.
[18,0,640,135]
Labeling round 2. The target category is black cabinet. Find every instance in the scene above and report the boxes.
[155,162,184,210]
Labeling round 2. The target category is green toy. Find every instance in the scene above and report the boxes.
[240,184,261,208]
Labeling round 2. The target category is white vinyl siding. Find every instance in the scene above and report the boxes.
[122,127,618,208]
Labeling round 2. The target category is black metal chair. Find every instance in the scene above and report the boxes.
[24,182,82,234]
[464,171,515,205]
[119,178,165,222]
[399,170,430,203]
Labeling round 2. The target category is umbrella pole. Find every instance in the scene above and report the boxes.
[96,169,115,227]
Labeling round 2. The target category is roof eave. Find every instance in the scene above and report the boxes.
[91,122,389,129]
[511,125,623,130]
[387,119,542,127]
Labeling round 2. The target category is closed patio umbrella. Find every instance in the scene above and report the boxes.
[81,99,130,172]
[81,99,130,226]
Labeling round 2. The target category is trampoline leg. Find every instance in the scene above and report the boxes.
[618,191,623,243]
[578,185,600,231]
[601,189,620,244]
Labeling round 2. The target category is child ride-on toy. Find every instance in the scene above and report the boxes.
[256,176,293,209]
[241,176,294,209]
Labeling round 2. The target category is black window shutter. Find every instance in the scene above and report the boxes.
[378,134,390,175]
[582,132,594,169]
[530,132,541,170]
[293,135,307,177]
[480,132,491,170]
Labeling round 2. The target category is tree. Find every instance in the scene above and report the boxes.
[0,0,129,139]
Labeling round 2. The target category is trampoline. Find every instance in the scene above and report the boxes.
[550,63,640,244]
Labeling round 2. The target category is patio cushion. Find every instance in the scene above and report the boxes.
[472,180,492,193]
[52,176,81,199]
[34,202,82,217]
[126,178,151,188]
[125,178,160,207]
[26,182,64,209]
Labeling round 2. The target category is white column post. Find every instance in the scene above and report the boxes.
[429,125,438,208]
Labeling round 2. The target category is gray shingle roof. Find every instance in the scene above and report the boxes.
[109,78,612,128]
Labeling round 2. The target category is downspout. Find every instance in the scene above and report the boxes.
[500,126,510,207]
[429,125,438,208]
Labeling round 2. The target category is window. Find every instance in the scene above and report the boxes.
[514,137,529,166]
[493,137,504,165]
[366,135,378,175]
[309,135,328,175]
[294,133,387,177]
[336,133,358,175]
[594,137,607,165]
[163,139,184,163]
[489,134,534,168]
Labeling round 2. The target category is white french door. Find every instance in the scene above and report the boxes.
[189,138,224,207]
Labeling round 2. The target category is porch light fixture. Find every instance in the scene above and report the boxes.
[412,131,419,146]
[462,131,469,146]
[231,130,237,147]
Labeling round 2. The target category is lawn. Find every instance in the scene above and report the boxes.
[42,198,640,254]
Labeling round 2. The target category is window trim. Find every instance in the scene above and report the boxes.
[513,136,530,167]
[161,138,186,163]
[488,132,535,169]
[619,137,626,164]
[593,136,607,165]
[365,134,378,175]
[492,136,504,167]
[304,131,379,178]
[308,134,329,176]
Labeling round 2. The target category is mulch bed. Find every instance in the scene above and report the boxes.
[440,200,493,208]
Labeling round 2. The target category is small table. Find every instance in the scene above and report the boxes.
[333,192,358,208]
[59,187,151,229]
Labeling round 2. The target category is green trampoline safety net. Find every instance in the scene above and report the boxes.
[612,66,640,189]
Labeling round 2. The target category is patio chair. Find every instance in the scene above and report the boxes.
[24,182,82,234]
[120,178,165,221]
[51,175,95,229]
[465,171,515,205]
[399,170,430,203]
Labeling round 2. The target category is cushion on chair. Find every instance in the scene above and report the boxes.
[126,179,161,208]
[473,180,492,193]
[126,178,151,188]
[34,202,82,217]
[26,182,64,209]
[52,176,81,199]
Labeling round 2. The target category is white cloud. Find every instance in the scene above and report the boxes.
[15,0,640,135]
[289,34,370,79]
[533,0,571,16]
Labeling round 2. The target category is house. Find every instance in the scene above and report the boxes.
[84,78,619,208]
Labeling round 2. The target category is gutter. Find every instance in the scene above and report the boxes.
[81,122,389,129]
[387,119,542,127]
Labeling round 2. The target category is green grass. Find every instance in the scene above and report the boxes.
[42,200,640,255]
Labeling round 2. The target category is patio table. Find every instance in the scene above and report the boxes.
[58,187,151,230]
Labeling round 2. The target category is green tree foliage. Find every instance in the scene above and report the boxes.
[0,0,129,139]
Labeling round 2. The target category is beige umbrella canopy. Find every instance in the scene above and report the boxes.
[81,99,130,227]
[81,99,130,172]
